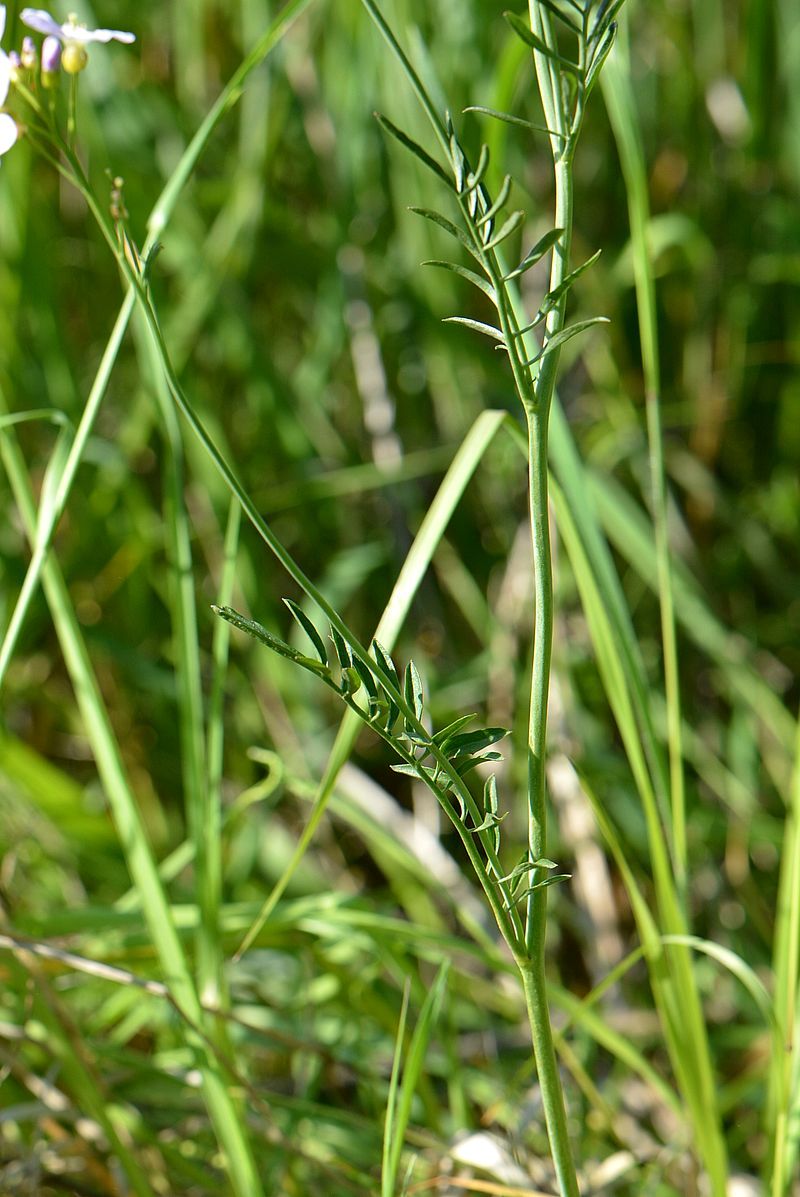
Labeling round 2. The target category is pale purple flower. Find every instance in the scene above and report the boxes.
[20,9,135,45]
[0,6,19,164]
[41,33,61,73]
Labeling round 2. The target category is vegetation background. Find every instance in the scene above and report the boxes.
[0,0,798,1194]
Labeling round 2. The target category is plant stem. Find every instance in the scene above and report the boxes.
[521,403,580,1197]
[521,11,579,1186]
[519,962,580,1197]
[525,401,553,963]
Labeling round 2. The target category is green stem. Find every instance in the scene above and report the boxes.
[601,47,686,888]
[522,400,578,1197]
[519,963,580,1197]
[521,12,580,1192]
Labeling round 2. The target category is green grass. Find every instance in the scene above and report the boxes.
[0,1,798,1194]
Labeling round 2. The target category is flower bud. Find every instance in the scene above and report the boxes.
[62,42,88,74]
[41,36,62,86]
[20,36,37,71]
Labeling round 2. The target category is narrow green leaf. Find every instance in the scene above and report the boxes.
[331,626,354,669]
[492,853,529,885]
[371,638,401,693]
[374,112,454,189]
[494,854,558,886]
[390,762,437,785]
[591,0,626,44]
[422,260,497,302]
[503,11,582,76]
[513,874,571,900]
[464,105,562,138]
[443,317,506,344]
[476,174,512,228]
[524,317,610,366]
[454,750,503,777]
[537,248,602,318]
[448,130,466,191]
[484,774,499,814]
[447,727,509,756]
[433,713,477,747]
[409,207,477,258]
[536,0,581,34]
[352,653,379,699]
[483,209,525,251]
[404,660,424,721]
[585,22,617,97]
[213,605,300,661]
[284,598,328,665]
[506,227,565,280]
[466,143,490,191]
[471,810,507,832]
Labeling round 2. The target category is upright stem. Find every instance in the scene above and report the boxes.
[519,121,580,1197]
[521,405,580,1197]
[525,401,553,960]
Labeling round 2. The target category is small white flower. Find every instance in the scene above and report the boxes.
[20,8,135,46]
[0,6,19,165]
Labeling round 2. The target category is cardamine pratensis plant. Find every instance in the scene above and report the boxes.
[216,3,625,1194]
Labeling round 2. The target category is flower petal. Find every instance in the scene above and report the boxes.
[0,50,9,108]
[0,112,18,158]
[62,22,135,45]
[20,8,63,39]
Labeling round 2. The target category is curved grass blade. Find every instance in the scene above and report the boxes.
[382,964,449,1196]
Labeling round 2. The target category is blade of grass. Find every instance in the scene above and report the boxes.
[602,29,687,890]
[0,412,265,1197]
[767,716,800,1194]
[589,468,796,767]
[553,474,727,1193]
[383,964,449,1195]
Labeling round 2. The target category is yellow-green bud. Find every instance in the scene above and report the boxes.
[62,42,88,74]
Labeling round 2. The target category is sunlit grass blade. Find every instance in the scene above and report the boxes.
[601,30,687,889]
[576,758,728,1193]
[382,964,449,1196]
